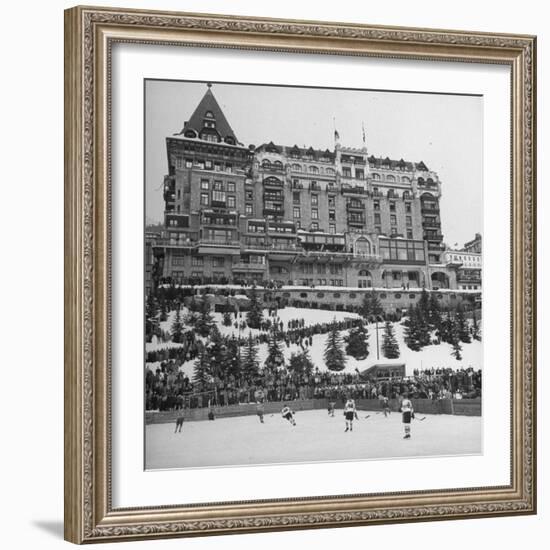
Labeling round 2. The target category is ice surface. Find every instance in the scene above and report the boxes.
[146,409,481,470]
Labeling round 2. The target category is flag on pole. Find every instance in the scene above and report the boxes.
[362,122,366,144]
[334,129,340,141]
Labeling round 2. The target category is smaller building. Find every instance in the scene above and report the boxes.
[360,362,406,380]
[443,238,482,292]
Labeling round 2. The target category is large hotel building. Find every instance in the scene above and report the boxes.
[148,84,481,305]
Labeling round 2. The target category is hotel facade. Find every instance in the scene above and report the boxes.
[149,85,480,302]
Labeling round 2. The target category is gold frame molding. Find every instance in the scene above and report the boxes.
[64,5,537,544]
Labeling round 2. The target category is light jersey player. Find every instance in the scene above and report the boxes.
[382,396,391,417]
[254,388,266,424]
[281,405,296,426]
[400,393,415,439]
[344,398,357,432]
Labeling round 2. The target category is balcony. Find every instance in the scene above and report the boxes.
[341,184,367,195]
[346,201,365,211]
[422,220,441,229]
[421,205,440,214]
[232,261,267,272]
[425,233,444,242]
[262,177,284,187]
[347,215,366,225]
[197,238,241,255]
[263,207,285,216]
[263,192,284,201]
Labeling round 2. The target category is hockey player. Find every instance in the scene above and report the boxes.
[400,392,414,439]
[174,415,184,433]
[254,387,266,424]
[382,396,391,417]
[281,404,296,426]
[344,397,356,432]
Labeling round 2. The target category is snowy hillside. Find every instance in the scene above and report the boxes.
[147,307,482,378]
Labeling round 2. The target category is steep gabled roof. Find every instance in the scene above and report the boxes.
[181,85,238,142]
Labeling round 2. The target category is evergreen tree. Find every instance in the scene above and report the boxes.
[416,307,432,347]
[344,323,370,360]
[145,292,159,339]
[418,287,430,317]
[456,304,472,343]
[264,329,285,371]
[246,286,264,329]
[224,335,241,380]
[323,322,347,371]
[193,348,211,390]
[242,333,260,382]
[170,306,184,343]
[439,311,453,344]
[159,300,168,322]
[471,310,481,341]
[222,310,232,326]
[360,289,383,322]
[206,325,226,378]
[288,348,315,377]
[195,300,215,337]
[449,318,463,361]
[403,306,422,351]
[428,292,442,330]
[381,321,400,359]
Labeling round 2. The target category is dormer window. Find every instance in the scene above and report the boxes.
[204,111,214,118]
[204,120,216,129]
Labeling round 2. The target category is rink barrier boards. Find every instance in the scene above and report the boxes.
[145,397,481,424]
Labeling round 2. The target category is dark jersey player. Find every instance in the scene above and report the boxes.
[174,415,184,433]
[254,388,266,423]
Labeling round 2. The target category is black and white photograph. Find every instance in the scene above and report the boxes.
[144,80,483,470]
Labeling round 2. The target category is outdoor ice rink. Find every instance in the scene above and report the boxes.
[146,409,482,470]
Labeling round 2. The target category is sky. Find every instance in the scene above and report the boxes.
[145,80,483,248]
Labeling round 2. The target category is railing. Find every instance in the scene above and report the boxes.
[198,239,241,247]
[263,208,285,216]
[422,220,441,228]
[232,262,267,271]
[425,234,444,242]
[421,206,440,214]
[341,184,367,195]
[346,202,365,210]
[262,178,284,186]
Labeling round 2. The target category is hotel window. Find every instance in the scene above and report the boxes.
[200,193,209,206]
[342,167,352,177]
[390,214,397,225]
[329,210,336,221]
[296,221,301,229]
[406,229,413,239]
[185,158,193,168]
[200,179,209,190]
[329,224,336,234]
[356,168,364,179]
[176,205,180,213]
[293,207,301,218]
[245,204,252,215]
[372,187,379,196]
[405,202,412,213]
[311,195,318,206]
[311,209,319,220]
[227,196,236,208]
[391,227,397,236]
[172,256,185,266]
[389,201,396,212]
[375,226,382,234]
[374,200,380,211]
[213,180,223,191]
[214,162,221,171]
[374,213,381,225]
[328,196,335,207]
[227,182,236,192]
[311,222,319,230]
[177,189,181,200]
[191,256,204,267]
[205,160,213,170]
[245,190,253,201]
[212,257,225,267]
[293,191,300,204]
[212,190,226,203]
[226,163,233,173]
[406,216,412,226]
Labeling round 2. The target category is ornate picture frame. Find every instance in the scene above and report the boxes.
[64,5,536,543]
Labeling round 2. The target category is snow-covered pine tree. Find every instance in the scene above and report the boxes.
[418,287,430,317]
[264,329,285,371]
[403,305,421,351]
[344,322,370,360]
[323,321,347,371]
[450,318,463,361]
[246,286,264,329]
[471,310,481,341]
[428,292,442,330]
[241,332,260,382]
[145,292,159,339]
[381,321,400,359]
[193,348,211,390]
[195,300,215,337]
[288,348,315,377]
[456,304,472,343]
[170,306,184,343]
[360,289,383,322]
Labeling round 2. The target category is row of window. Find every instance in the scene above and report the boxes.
[281,290,453,300]
[175,158,235,172]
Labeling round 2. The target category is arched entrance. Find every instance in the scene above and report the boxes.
[431,271,449,289]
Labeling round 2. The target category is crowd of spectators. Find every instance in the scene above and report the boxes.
[145,363,481,412]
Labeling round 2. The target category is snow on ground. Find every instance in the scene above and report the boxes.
[145,408,481,470]
[147,307,482,379]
